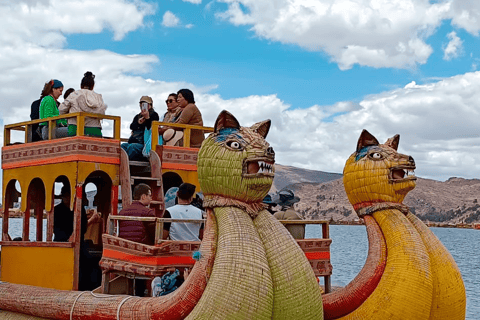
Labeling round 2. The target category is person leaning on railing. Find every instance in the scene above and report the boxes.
[59,71,107,137]
[38,79,68,140]
[158,89,204,148]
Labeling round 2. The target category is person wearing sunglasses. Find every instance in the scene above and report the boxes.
[121,96,159,161]
[159,89,204,148]
[162,93,182,123]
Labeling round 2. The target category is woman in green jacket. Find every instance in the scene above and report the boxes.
[39,79,68,140]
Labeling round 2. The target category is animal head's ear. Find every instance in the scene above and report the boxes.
[385,134,400,151]
[356,129,379,153]
[250,120,271,138]
[214,110,240,133]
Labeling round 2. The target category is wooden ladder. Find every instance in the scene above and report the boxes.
[119,148,165,217]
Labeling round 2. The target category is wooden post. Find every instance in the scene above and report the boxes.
[2,207,9,241]
[4,127,10,146]
[183,128,191,148]
[155,219,162,244]
[114,117,121,140]
[47,209,54,241]
[23,199,30,241]
[77,115,85,136]
[72,185,83,290]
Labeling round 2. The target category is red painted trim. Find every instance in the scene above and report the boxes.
[161,163,197,171]
[102,248,196,266]
[162,146,200,152]
[305,251,330,260]
[2,136,119,150]
[2,155,120,169]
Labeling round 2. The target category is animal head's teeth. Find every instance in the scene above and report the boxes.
[257,161,273,173]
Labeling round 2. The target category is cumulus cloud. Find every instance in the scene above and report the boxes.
[183,0,202,4]
[1,0,154,45]
[162,11,180,27]
[215,0,480,70]
[2,0,480,183]
[216,0,450,69]
[443,31,463,60]
[448,1,480,36]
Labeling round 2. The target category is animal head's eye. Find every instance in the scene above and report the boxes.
[369,152,383,160]
[226,140,243,150]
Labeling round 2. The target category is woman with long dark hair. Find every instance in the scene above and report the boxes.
[39,79,68,140]
[59,71,107,137]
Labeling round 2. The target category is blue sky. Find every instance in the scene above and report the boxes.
[65,1,479,108]
[2,0,480,181]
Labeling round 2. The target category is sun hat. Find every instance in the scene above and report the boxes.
[140,96,153,104]
[163,128,184,146]
[274,189,300,207]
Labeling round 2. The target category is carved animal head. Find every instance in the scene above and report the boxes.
[198,110,275,203]
[343,130,416,206]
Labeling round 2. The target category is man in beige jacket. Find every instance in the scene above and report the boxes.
[273,190,305,239]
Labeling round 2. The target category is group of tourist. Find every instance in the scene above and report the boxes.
[117,182,203,296]
[121,89,204,161]
[30,72,107,141]
[30,72,205,162]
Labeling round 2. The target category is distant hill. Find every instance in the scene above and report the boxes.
[273,164,480,224]
[272,164,342,193]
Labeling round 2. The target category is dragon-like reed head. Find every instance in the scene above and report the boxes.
[343,129,416,206]
[198,110,275,203]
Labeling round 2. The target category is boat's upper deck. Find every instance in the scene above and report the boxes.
[2,112,214,171]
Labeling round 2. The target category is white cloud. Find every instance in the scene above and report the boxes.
[216,0,450,69]
[214,0,480,70]
[2,0,480,184]
[162,11,180,28]
[183,0,202,4]
[448,1,480,36]
[443,31,463,60]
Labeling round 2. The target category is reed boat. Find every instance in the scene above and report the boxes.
[0,111,466,319]
[0,112,333,319]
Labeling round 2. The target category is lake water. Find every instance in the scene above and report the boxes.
[1,218,478,319]
[306,224,479,320]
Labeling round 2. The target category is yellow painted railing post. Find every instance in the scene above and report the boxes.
[114,117,121,140]
[48,120,53,140]
[4,127,11,145]
[77,115,85,136]
[184,128,191,148]
[151,121,159,148]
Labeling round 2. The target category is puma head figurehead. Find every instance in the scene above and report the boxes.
[198,110,275,205]
[343,129,416,207]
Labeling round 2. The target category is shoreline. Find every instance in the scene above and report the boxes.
[2,211,478,229]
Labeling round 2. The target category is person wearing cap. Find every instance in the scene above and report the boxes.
[39,79,68,140]
[59,71,107,137]
[273,190,305,239]
[121,95,159,161]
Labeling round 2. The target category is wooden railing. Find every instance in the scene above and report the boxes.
[151,121,214,148]
[107,215,206,245]
[4,112,121,145]
[107,215,331,292]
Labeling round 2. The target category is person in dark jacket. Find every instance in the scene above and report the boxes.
[121,96,159,161]
[117,183,158,296]
[118,183,156,245]
[53,186,74,242]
